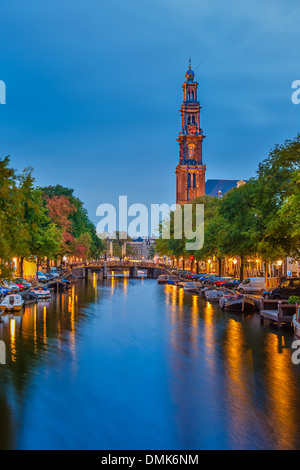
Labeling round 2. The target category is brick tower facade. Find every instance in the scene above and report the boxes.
[176,63,206,204]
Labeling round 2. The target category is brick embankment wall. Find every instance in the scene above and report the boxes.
[71,267,86,278]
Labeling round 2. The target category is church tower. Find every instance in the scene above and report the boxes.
[176,62,206,204]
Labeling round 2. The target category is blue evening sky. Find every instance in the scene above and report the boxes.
[0,0,299,224]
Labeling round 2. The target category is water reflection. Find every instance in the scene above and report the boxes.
[0,275,300,449]
[264,333,297,449]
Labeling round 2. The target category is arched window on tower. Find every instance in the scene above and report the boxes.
[191,91,194,100]
[193,173,196,188]
[192,115,195,124]
[187,172,191,188]
[187,91,190,101]
[187,116,191,125]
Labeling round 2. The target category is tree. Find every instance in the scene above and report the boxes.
[217,182,260,280]
[71,232,92,260]
[40,185,104,260]
[254,135,300,262]
[45,195,76,251]
[193,196,223,272]
[147,245,155,260]
[17,168,61,277]
[279,168,300,245]
[0,157,29,278]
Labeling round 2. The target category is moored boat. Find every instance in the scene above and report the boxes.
[167,276,179,285]
[30,286,51,299]
[199,287,210,297]
[176,281,186,288]
[205,289,223,302]
[183,282,200,293]
[157,275,169,284]
[65,274,78,283]
[219,293,255,313]
[0,294,24,311]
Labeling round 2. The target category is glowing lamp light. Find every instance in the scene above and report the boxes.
[233,259,238,265]
[277,260,283,267]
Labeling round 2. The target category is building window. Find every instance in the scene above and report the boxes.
[193,173,196,188]
[187,172,191,188]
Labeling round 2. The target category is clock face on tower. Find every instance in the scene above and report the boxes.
[187,125,196,134]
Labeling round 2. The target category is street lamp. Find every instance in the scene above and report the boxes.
[256,259,259,276]
[233,258,238,278]
[277,259,283,278]
[207,259,212,273]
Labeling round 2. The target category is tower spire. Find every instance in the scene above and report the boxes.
[176,64,206,204]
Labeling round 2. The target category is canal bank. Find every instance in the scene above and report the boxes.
[0,274,300,450]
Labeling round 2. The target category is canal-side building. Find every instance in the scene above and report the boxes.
[176,62,206,204]
[127,237,156,260]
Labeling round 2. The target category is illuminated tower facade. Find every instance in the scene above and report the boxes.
[176,62,206,204]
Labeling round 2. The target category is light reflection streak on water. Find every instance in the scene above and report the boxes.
[123,272,128,296]
[164,285,177,335]
[203,301,217,369]
[43,306,47,346]
[265,333,296,449]
[190,295,199,352]
[10,318,16,363]
[224,318,250,449]
[34,304,37,353]
[93,272,97,302]
[68,289,76,362]
[110,272,115,295]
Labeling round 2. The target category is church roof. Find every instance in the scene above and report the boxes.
[205,179,248,197]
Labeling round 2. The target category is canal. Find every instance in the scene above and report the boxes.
[0,273,300,450]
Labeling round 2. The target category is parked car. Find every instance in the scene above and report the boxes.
[37,271,48,283]
[222,279,241,289]
[198,274,212,282]
[263,278,300,300]
[213,277,233,287]
[2,280,20,293]
[0,286,11,297]
[49,267,60,278]
[44,273,55,281]
[12,281,26,291]
[14,278,31,289]
[203,275,219,286]
[238,277,277,295]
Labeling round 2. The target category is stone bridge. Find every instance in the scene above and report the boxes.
[71,262,170,279]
